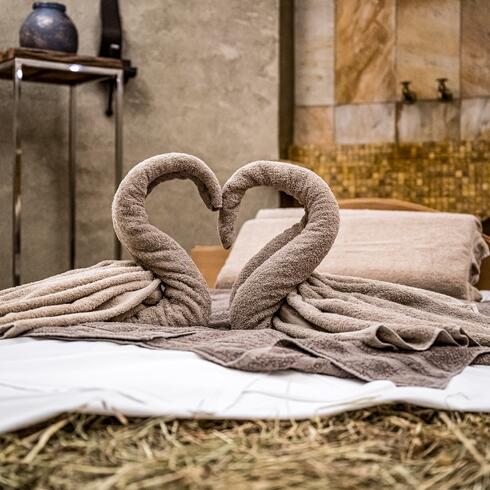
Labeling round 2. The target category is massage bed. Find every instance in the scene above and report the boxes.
[2,195,490,433]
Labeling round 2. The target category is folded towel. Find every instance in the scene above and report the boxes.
[0,153,222,337]
[217,208,489,300]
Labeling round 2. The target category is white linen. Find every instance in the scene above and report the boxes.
[1,337,490,433]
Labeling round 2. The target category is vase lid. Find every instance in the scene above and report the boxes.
[32,2,66,12]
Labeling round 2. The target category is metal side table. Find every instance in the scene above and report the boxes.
[0,47,124,286]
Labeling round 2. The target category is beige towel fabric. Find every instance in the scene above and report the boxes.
[216,208,489,300]
[0,153,222,336]
[18,290,490,389]
[3,157,490,389]
[214,161,490,386]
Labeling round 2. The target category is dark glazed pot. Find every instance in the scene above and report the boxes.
[19,2,78,53]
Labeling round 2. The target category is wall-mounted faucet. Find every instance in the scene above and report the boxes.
[401,81,417,104]
[437,78,453,102]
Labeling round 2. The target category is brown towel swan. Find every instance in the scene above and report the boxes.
[219,161,340,330]
[218,161,490,353]
[0,153,221,337]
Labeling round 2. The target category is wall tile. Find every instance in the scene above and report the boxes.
[462,0,490,97]
[335,103,395,144]
[295,0,334,105]
[461,98,490,140]
[335,0,396,104]
[397,101,460,142]
[397,0,460,100]
[294,106,333,145]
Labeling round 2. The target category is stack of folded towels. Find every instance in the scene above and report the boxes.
[217,207,488,301]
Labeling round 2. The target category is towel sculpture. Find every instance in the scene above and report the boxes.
[0,153,222,337]
[2,155,490,389]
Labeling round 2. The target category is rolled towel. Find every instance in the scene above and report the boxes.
[0,153,221,337]
[218,161,490,353]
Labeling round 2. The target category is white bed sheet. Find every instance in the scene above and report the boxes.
[1,337,490,433]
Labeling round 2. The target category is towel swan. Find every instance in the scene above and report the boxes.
[218,161,340,330]
[218,159,490,363]
[112,152,222,326]
[0,153,221,336]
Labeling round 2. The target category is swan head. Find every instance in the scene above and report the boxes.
[218,160,340,250]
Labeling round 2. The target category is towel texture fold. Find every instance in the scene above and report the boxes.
[213,161,490,386]
[0,153,222,336]
[16,290,490,389]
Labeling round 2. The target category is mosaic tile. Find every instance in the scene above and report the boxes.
[289,141,490,218]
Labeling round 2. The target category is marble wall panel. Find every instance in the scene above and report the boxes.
[461,0,490,97]
[294,106,333,145]
[335,0,396,104]
[397,101,460,142]
[335,103,395,144]
[461,98,490,140]
[295,0,334,105]
[397,0,460,100]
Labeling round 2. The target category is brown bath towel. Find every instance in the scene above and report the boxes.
[214,161,490,385]
[0,153,222,337]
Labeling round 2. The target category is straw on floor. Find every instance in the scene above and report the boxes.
[1,406,489,489]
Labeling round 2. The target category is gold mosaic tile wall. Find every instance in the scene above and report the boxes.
[289,141,490,219]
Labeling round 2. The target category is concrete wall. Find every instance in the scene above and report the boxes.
[0,0,281,287]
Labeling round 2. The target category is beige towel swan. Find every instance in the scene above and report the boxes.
[218,161,490,349]
[0,153,222,337]
[213,161,490,384]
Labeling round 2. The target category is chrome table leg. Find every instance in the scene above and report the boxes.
[12,61,22,286]
[68,85,77,269]
[114,70,124,260]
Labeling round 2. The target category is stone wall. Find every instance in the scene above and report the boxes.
[0,0,281,287]
[294,0,490,145]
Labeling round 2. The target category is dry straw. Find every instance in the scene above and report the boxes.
[1,404,489,489]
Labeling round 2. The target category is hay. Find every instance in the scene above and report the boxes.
[1,404,489,489]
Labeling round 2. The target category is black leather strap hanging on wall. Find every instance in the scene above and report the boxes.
[99,0,137,116]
